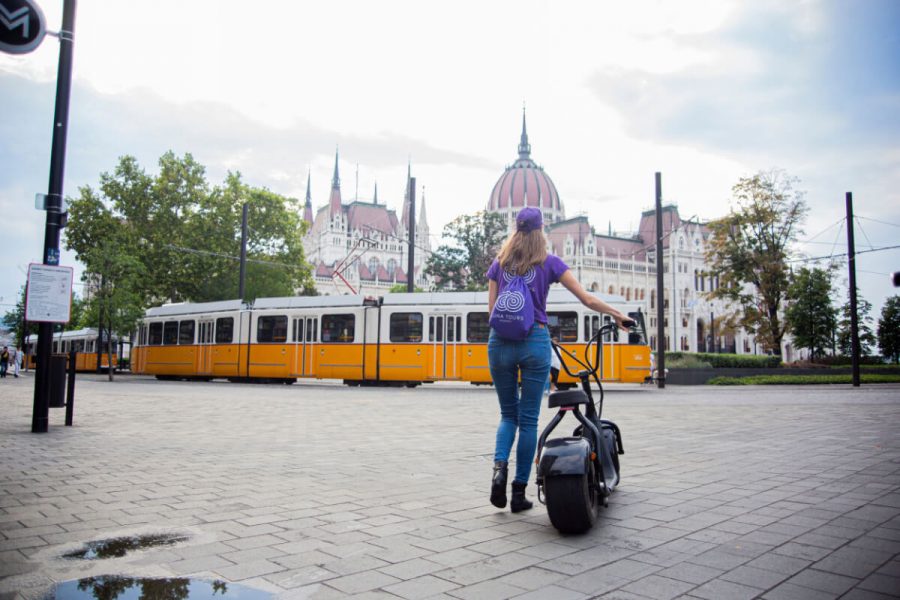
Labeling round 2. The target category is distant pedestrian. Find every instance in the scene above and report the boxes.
[12,347,21,377]
[0,346,8,379]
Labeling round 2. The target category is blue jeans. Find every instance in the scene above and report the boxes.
[488,324,551,484]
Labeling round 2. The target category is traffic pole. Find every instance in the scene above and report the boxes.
[32,0,77,433]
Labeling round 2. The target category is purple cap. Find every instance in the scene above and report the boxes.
[516,207,543,232]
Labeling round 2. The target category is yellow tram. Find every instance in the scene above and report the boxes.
[24,328,119,372]
[131,290,651,385]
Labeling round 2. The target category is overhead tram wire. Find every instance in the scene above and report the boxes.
[786,244,900,264]
[854,217,877,251]
[856,215,900,229]
[165,244,303,271]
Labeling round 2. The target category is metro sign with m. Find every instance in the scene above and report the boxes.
[0,0,46,55]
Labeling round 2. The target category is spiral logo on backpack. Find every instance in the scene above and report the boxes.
[496,290,526,313]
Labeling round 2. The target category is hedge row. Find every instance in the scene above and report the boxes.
[663,352,781,369]
[814,355,889,366]
[707,374,900,385]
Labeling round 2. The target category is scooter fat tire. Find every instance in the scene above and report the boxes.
[544,472,597,534]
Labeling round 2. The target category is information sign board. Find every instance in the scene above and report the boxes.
[25,263,73,323]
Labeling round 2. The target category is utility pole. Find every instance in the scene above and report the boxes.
[33,0,77,433]
[407,177,416,293]
[846,192,860,387]
[238,203,248,301]
[655,172,665,388]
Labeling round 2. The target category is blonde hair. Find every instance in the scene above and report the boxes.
[497,229,548,275]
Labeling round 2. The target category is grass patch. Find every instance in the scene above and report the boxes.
[707,374,900,385]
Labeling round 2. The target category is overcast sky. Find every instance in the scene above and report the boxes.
[1,0,898,322]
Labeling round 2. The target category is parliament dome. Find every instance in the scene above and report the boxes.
[487,111,564,226]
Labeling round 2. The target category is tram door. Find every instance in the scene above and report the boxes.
[291,316,318,377]
[197,320,215,374]
[428,313,462,380]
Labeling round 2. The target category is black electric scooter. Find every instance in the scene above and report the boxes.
[535,320,634,534]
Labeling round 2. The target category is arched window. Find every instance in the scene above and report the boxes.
[608,285,615,294]
[590,282,599,292]
[386,258,397,276]
[626,288,631,301]
[368,257,379,274]
[650,290,656,309]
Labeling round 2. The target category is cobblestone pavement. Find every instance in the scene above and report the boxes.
[1,373,899,599]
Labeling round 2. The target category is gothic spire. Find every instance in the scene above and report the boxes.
[303,168,313,225]
[517,105,531,159]
[373,181,378,204]
[329,148,343,216]
[331,147,341,189]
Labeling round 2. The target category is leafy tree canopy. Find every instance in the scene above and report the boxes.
[425,211,507,291]
[837,290,877,357]
[785,266,837,359]
[705,169,808,355]
[65,152,315,307]
[878,295,900,364]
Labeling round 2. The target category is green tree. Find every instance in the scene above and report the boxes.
[705,170,808,355]
[65,152,315,306]
[836,291,877,356]
[80,248,147,381]
[425,211,507,291]
[877,296,900,364]
[785,267,837,359]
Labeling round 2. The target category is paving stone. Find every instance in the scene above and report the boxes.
[785,568,859,596]
[689,577,764,600]
[2,378,899,600]
[619,574,694,599]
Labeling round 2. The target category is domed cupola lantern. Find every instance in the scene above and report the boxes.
[487,109,564,231]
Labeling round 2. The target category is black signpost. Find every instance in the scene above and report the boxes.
[1,0,78,432]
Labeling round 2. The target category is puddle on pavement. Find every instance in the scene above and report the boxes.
[46,576,272,600]
[62,534,189,560]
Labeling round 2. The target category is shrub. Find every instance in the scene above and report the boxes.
[665,354,712,369]
[707,374,900,385]
[660,352,780,369]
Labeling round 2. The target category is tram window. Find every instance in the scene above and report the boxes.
[258,315,288,343]
[86,340,94,353]
[292,318,303,342]
[390,312,423,342]
[179,320,195,345]
[163,322,179,345]
[429,316,443,342]
[547,311,578,342]
[149,323,163,345]
[603,315,619,342]
[306,318,317,342]
[322,314,354,343]
[467,313,490,342]
[628,312,647,345]
[215,317,234,343]
[447,317,456,342]
[456,317,462,342]
[73,340,84,352]
[584,315,600,341]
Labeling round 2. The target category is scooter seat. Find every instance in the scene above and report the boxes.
[548,389,589,408]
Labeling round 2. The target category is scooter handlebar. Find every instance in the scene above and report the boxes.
[551,320,637,378]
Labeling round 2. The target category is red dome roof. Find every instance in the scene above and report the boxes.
[487,112,562,216]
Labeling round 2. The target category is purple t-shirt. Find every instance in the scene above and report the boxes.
[487,254,569,324]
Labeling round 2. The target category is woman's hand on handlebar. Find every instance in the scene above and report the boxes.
[612,313,636,331]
